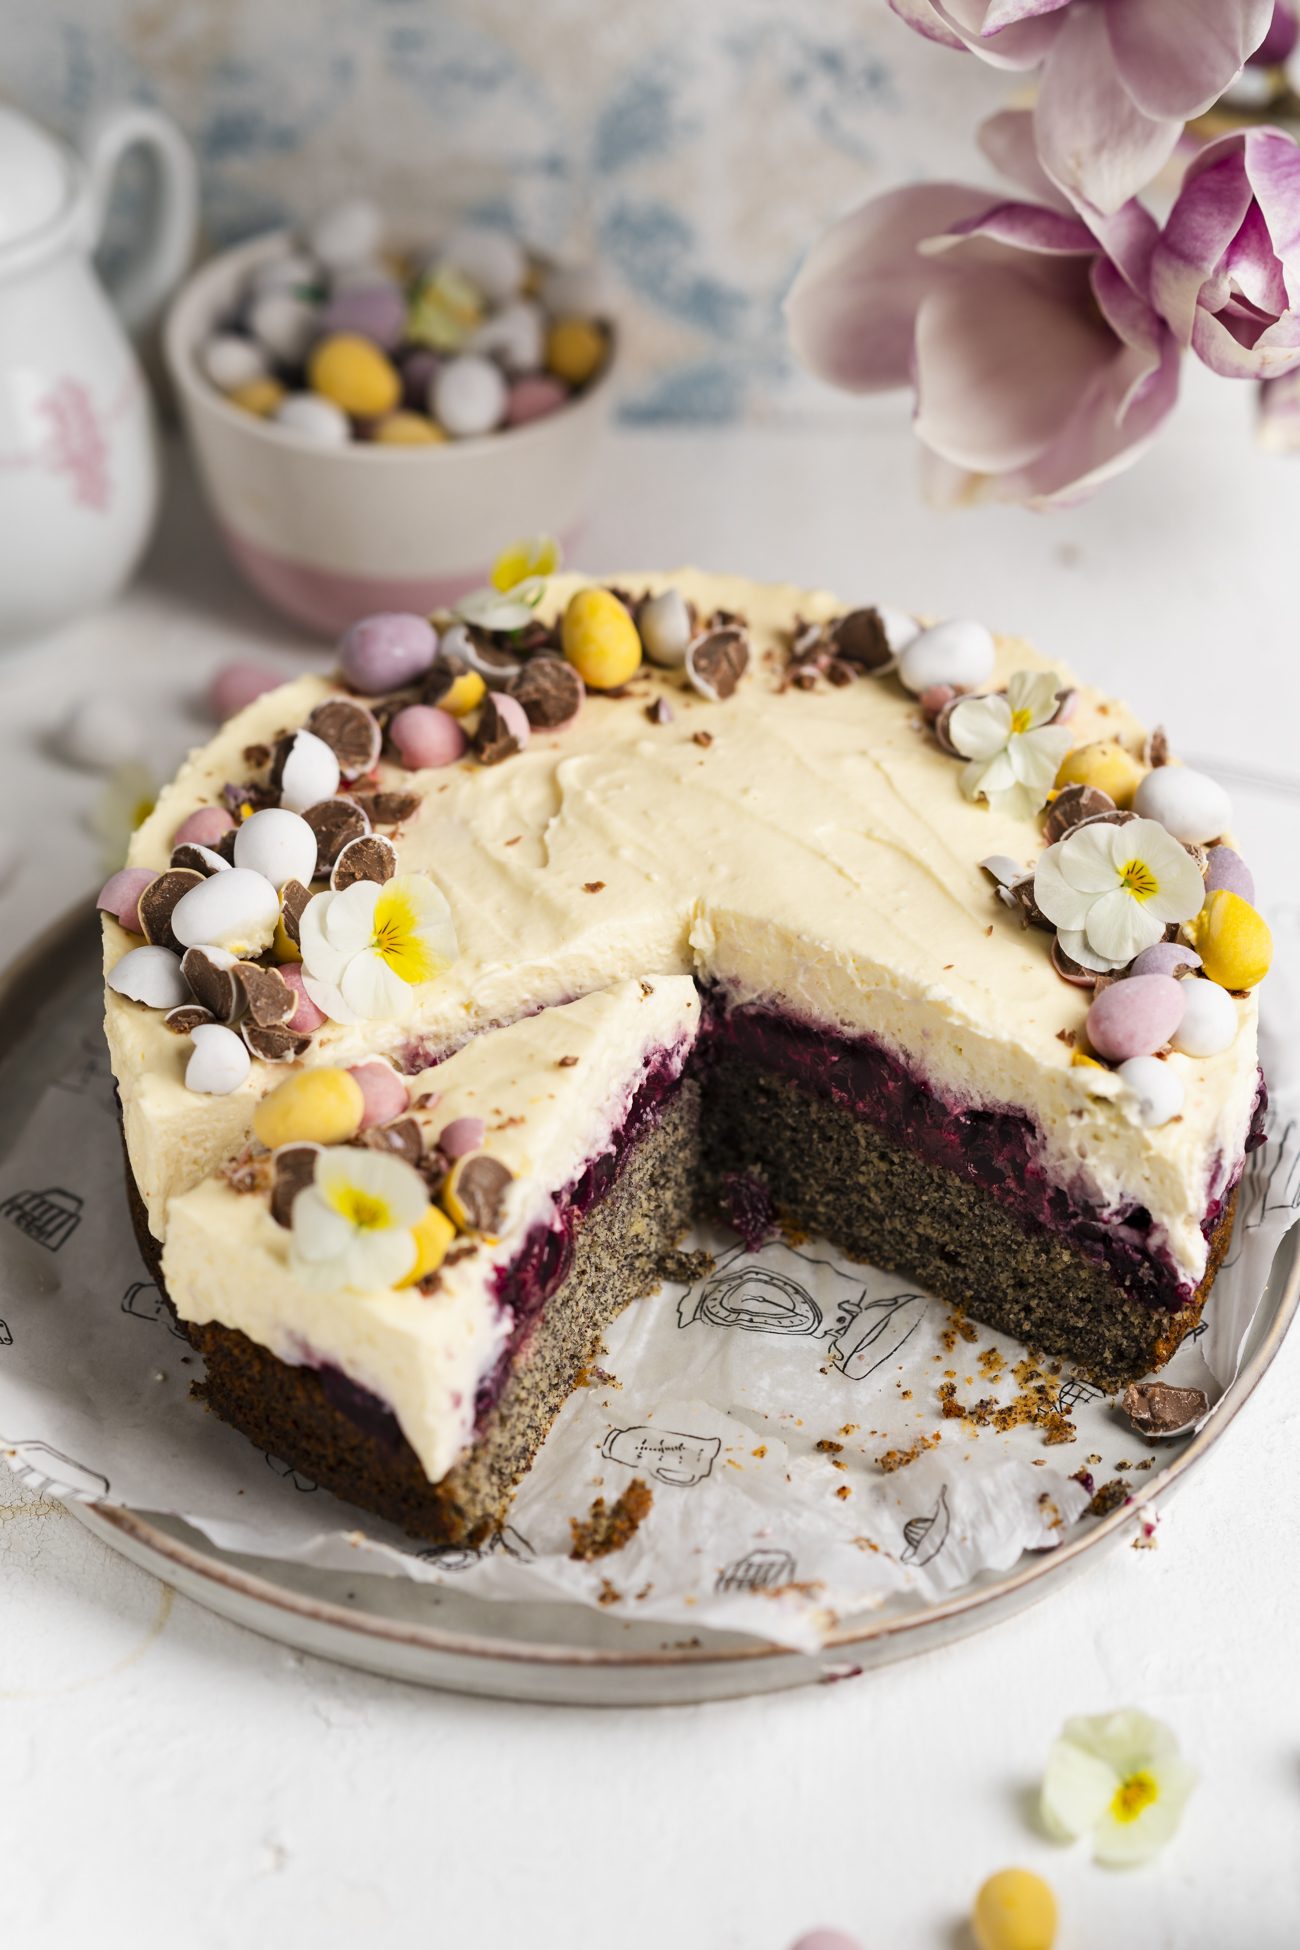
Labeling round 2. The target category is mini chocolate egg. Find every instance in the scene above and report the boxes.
[897,618,995,696]
[877,604,921,656]
[438,225,527,304]
[253,1068,366,1150]
[637,587,692,667]
[280,964,327,1033]
[200,333,266,392]
[349,1059,409,1129]
[226,376,286,418]
[432,354,508,437]
[208,661,282,721]
[339,612,437,692]
[274,393,351,445]
[1117,1054,1186,1127]
[544,315,606,387]
[971,1869,1056,1950]
[474,691,531,763]
[1172,979,1239,1057]
[173,811,236,861]
[1185,888,1273,989]
[171,868,281,958]
[172,843,229,877]
[437,1115,482,1156]
[1133,764,1231,844]
[400,347,441,409]
[321,279,407,350]
[470,298,545,373]
[97,867,159,936]
[388,704,466,769]
[108,945,189,1009]
[277,729,341,813]
[1085,973,1185,1062]
[233,807,319,889]
[562,587,641,690]
[308,333,401,418]
[540,259,610,318]
[1129,940,1202,979]
[397,1204,457,1286]
[505,374,569,426]
[309,196,383,271]
[185,1022,252,1096]
[248,290,319,365]
[787,1933,863,1950]
[372,411,447,445]
[250,250,320,297]
[1204,843,1255,904]
[57,694,143,771]
[1054,740,1145,808]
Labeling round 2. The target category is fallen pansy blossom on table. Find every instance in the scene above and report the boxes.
[1041,1707,1197,1866]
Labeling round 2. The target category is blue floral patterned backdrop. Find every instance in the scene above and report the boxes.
[5,1,1007,421]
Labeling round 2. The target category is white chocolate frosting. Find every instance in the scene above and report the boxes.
[107,570,1261,1299]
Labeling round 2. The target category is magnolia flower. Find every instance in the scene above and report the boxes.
[1041,1708,1197,1865]
[1152,127,1300,381]
[786,133,1179,509]
[948,670,1074,818]
[1034,815,1205,971]
[454,534,561,633]
[290,1147,427,1292]
[299,874,459,1022]
[889,0,1272,213]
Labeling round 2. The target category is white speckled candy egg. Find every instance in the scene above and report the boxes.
[186,1022,252,1096]
[878,605,921,656]
[200,334,267,392]
[1117,1054,1186,1127]
[274,393,351,444]
[637,588,692,667]
[248,291,319,365]
[1133,765,1231,844]
[233,808,319,889]
[108,945,189,1009]
[309,196,383,272]
[171,868,280,958]
[470,298,545,374]
[432,354,508,437]
[277,729,341,813]
[1172,979,1239,1057]
[897,619,995,695]
[250,250,320,297]
[438,226,526,305]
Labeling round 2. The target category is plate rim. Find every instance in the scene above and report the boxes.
[11,903,1298,1675]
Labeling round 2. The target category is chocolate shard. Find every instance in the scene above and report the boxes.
[1119,1380,1209,1437]
[1042,782,1118,844]
[138,869,203,952]
[474,693,525,765]
[361,1116,424,1166]
[350,789,420,827]
[933,695,965,757]
[646,696,674,726]
[1144,724,1170,769]
[279,878,311,946]
[331,832,397,890]
[507,656,584,730]
[270,1144,321,1229]
[422,653,472,709]
[163,1002,214,1036]
[303,796,370,875]
[170,843,226,878]
[243,742,271,770]
[450,1154,513,1235]
[215,826,239,864]
[458,632,524,689]
[180,946,241,1023]
[232,961,296,1028]
[1051,936,1106,989]
[306,698,383,779]
[685,627,750,702]
[241,1022,312,1063]
[830,607,892,671]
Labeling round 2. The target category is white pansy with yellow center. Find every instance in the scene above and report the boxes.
[299,873,459,1022]
[948,670,1074,819]
[1041,1708,1197,1866]
[290,1147,429,1292]
[453,534,561,633]
[1034,815,1205,972]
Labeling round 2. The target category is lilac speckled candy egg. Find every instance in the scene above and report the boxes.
[505,374,569,426]
[96,867,158,936]
[280,965,327,1034]
[321,280,407,350]
[1129,939,1202,979]
[348,1060,409,1129]
[1204,843,1255,904]
[439,1115,484,1157]
[209,661,282,721]
[388,703,466,769]
[339,613,438,694]
[1086,972,1186,1062]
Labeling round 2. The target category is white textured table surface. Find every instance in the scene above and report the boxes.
[3,392,1300,1950]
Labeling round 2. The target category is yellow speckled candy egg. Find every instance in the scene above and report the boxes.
[545,316,606,387]
[308,333,401,419]
[227,376,286,418]
[398,1205,457,1286]
[1185,888,1273,990]
[253,1069,366,1150]
[971,1868,1057,1950]
[1054,740,1145,808]
[373,411,448,446]
[434,667,486,716]
[561,587,641,691]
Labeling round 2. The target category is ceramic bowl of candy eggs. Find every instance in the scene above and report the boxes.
[164,198,617,635]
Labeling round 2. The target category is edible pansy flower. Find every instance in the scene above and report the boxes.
[454,535,562,633]
[1033,815,1204,972]
[1041,1708,1197,1866]
[948,670,1074,818]
[290,1147,427,1292]
[299,873,459,1023]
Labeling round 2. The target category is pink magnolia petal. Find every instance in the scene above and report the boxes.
[1152,144,1256,345]
[1011,331,1180,506]
[1035,6,1181,215]
[886,0,968,49]
[785,183,993,393]
[938,199,1097,256]
[1104,0,1274,121]
[978,109,1074,212]
[1243,126,1300,309]
[1191,305,1300,377]
[982,0,1072,29]
[933,0,1063,63]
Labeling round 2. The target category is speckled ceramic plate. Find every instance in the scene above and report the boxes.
[7,905,1298,1705]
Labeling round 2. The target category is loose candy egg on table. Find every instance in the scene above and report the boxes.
[339,612,437,693]
[200,333,267,391]
[562,587,642,690]
[171,868,281,958]
[1085,973,1185,1062]
[274,393,351,445]
[233,808,319,889]
[897,619,995,696]
[388,704,466,769]
[276,729,341,813]
[1132,764,1231,844]
[308,333,401,419]
[433,354,508,437]
[253,1068,366,1150]
[971,1868,1057,1950]
[108,945,190,1009]
[1172,978,1239,1057]
[186,1022,252,1096]
[1117,1054,1186,1127]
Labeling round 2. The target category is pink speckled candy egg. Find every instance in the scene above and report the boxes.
[1129,939,1202,979]
[439,1115,484,1158]
[96,867,158,936]
[1086,972,1186,1062]
[506,373,569,426]
[348,1059,409,1129]
[209,661,283,721]
[340,613,438,694]
[173,805,236,850]
[1204,844,1255,904]
[389,703,466,769]
[280,965,327,1034]
[788,1933,863,1950]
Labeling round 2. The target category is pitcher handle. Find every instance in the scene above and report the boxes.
[84,105,198,336]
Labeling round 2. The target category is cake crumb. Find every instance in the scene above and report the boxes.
[1088,1479,1128,1518]
[839,1424,859,1437]
[568,1478,654,1560]
[835,1484,852,1500]
[596,1579,622,1605]
[583,880,606,893]
[876,1431,942,1473]
[557,1055,580,1067]
[815,1439,844,1455]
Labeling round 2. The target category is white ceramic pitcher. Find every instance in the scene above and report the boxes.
[0,105,197,645]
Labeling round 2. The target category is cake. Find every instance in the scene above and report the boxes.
[101,568,1270,1543]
